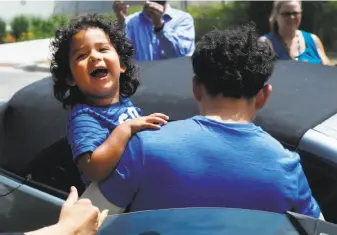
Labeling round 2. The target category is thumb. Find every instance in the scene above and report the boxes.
[64,186,78,206]
[97,209,109,228]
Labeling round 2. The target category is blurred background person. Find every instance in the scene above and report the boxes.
[113,0,195,61]
[260,0,331,65]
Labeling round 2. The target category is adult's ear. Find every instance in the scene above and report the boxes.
[192,76,202,102]
[255,84,272,110]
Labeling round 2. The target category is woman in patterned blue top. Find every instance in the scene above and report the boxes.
[260,0,331,65]
[50,14,168,184]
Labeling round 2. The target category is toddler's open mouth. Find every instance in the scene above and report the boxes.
[90,68,108,78]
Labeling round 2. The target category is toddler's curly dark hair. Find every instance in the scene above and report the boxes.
[50,13,139,109]
[192,23,276,99]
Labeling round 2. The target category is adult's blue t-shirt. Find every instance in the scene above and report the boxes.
[94,115,320,218]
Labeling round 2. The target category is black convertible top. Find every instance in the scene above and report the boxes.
[255,60,337,148]
[1,57,337,171]
[134,57,337,148]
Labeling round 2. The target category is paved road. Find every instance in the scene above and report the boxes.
[0,39,51,65]
[0,68,49,102]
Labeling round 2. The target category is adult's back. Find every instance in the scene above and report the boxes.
[97,115,320,218]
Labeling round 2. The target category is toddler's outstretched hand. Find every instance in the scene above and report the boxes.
[124,113,169,134]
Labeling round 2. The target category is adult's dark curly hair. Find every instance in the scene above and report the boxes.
[192,23,276,99]
[50,13,139,109]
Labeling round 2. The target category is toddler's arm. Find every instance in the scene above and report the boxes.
[77,113,169,181]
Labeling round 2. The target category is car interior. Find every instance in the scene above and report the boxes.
[1,58,337,223]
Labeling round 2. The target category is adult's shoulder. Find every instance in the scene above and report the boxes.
[125,11,142,25]
[258,128,283,146]
[170,7,192,16]
[259,32,274,42]
[300,30,313,35]
[262,32,273,38]
[308,32,323,45]
[300,30,320,44]
[167,6,193,21]
[264,130,302,165]
[135,118,195,140]
[311,34,331,65]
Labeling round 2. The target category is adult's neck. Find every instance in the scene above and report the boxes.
[278,28,297,41]
[198,95,256,124]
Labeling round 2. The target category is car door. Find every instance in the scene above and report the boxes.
[0,168,64,232]
[0,99,64,232]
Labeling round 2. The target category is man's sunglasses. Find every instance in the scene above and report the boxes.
[280,11,302,17]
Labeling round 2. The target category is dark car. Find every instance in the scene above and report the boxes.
[98,208,337,235]
[0,57,337,232]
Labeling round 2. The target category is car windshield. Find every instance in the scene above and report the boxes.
[98,208,299,235]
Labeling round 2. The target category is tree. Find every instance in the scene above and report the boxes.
[10,15,29,40]
[246,1,273,35]
[0,18,6,44]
